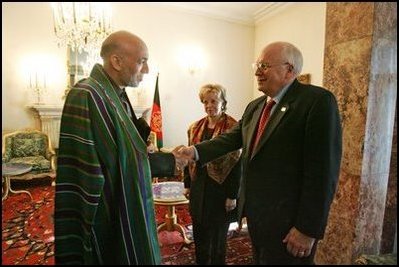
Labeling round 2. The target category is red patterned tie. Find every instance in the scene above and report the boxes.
[252,99,276,154]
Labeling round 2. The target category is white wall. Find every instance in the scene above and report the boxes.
[253,3,326,98]
[112,3,255,147]
[2,3,67,133]
[3,3,327,147]
[2,2,254,147]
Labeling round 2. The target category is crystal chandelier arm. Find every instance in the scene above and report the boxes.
[52,2,112,52]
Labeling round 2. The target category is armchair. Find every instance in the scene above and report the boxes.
[354,253,397,265]
[2,130,56,185]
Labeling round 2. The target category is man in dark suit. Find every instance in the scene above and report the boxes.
[178,41,342,264]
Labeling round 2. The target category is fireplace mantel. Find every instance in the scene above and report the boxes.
[28,104,63,149]
[28,104,149,149]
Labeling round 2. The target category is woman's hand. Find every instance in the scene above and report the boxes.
[225,198,236,212]
[183,188,190,199]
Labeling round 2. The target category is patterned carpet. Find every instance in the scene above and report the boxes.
[2,184,54,265]
[2,182,253,265]
[161,228,253,265]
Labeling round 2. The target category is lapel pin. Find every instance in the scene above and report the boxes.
[281,107,287,112]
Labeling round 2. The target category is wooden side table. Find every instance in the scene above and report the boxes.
[153,181,192,244]
[2,163,33,201]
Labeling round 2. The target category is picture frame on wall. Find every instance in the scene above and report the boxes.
[297,73,311,84]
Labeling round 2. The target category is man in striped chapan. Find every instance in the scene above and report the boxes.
[55,31,184,265]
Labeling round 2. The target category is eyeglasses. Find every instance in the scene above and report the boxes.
[252,62,290,71]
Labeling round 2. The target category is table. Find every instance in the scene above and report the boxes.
[2,163,33,201]
[152,181,192,244]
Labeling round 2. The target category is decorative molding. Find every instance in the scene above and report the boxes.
[154,3,293,27]
[28,104,63,117]
[154,3,261,26]
[254,2,293,25]
[27,104,150,148]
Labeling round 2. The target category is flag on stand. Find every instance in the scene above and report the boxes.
[150,74,163,149]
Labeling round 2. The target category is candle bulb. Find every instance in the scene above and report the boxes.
[35,72,38,89]
[102,10,105,31]
[60,4,64,23]
[73,3,76,25]
[89,3,91,20]
[52,5,57,34]
[30,75,32,88]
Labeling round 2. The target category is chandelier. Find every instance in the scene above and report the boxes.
[51,2,112,54]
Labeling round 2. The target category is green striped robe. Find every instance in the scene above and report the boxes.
[55,64,161,264]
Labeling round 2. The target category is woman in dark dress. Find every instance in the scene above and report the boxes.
[183,84,241,265]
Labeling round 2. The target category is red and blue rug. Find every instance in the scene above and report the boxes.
[2,185,54,265]
[2,184,253,265]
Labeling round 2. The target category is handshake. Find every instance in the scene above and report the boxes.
[171,145,196,174]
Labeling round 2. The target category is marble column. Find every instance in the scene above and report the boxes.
[315,2,397,264]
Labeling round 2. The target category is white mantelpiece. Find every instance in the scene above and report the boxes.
[28,104,149,148]
[28,104,63,149]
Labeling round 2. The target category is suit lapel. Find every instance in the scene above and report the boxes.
[251,103,289,158]
[250,80,301,159]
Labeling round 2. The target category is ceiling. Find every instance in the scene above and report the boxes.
[154,2,293,26]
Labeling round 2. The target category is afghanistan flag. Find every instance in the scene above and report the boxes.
[150,74,163,149]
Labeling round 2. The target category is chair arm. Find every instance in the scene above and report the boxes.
[354,253,397,265]
[51,153,57,171]
[2,143,12,163]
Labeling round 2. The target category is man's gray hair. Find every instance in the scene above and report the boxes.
[279,42,303,75]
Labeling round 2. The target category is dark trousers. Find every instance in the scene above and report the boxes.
[192,218,230,265]
[247,220,317,265]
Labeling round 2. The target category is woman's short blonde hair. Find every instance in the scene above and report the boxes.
[199,83,227,112]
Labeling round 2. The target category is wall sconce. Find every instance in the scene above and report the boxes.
[187,60,202,75]
[29,72,47,104]
[21,54,64,105]
[179,45,206,75]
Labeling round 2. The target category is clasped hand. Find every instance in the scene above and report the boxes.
[171,145,196,174]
